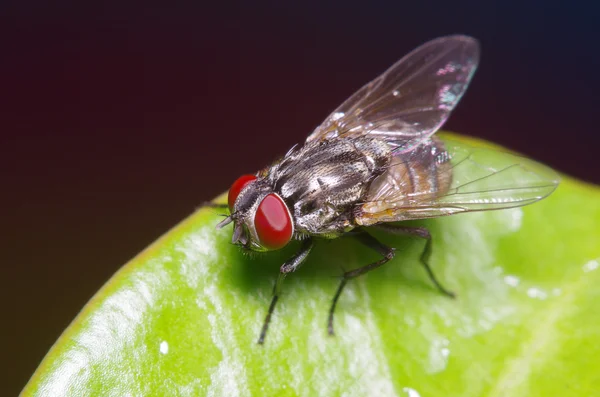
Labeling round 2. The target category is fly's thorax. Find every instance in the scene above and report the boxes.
[350,137,393,171]
[231,178,294,252]
[270,137,393,235]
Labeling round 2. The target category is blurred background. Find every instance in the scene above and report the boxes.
[1,0,599,394]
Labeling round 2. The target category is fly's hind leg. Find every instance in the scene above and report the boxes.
[328,233,395,336]
[328,226,455,336]
[374,224,455,298]
[258,238,314,344]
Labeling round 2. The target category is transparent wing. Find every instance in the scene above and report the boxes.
[307,35,480,153]
[356,139,560,225]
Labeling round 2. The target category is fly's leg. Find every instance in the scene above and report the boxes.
[258,238,314,344]
[202,202,230,228]
[201,202,228,209]
[328,227,455,336]
[374,224,455,298]
[328,233,395,336]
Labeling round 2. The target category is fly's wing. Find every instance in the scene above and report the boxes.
[356,139,560,226]
[306,35,480,153]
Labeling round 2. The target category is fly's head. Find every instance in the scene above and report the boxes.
[217,174,294,252]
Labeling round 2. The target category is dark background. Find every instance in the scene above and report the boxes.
[1,1,599,394]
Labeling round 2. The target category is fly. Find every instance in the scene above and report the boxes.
[211,35,559,344]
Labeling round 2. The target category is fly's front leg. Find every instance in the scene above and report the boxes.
[204,201,232,229]
[201,202,228,209]
[258,238,314,344]
[374,224,455,298]
[328,233,395,336]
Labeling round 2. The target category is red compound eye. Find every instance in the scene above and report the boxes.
[228,174,257,211]
[254,194,293,250]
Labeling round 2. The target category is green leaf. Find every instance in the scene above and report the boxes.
[22,134,600,397]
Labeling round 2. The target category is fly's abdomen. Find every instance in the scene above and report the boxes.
[402,137,452,200]
[358,137,452,225]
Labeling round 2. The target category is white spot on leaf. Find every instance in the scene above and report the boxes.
[160,341,169,355]
[583,259,599,273]
[403,387,421,397]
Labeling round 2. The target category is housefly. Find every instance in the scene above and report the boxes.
[212,35,559,344]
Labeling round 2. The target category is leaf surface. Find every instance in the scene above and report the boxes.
[22,134,600,397]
